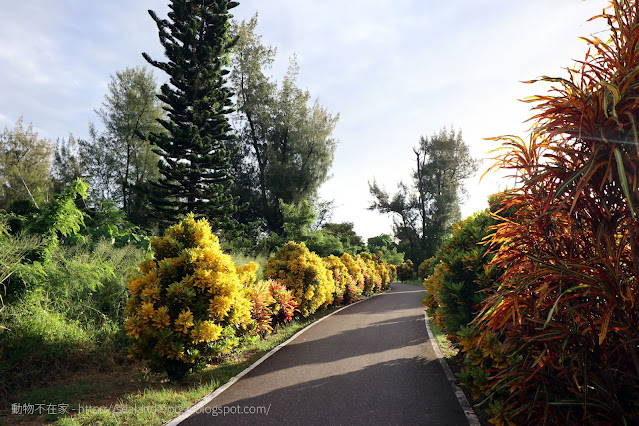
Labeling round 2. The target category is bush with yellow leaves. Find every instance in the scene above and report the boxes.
[339,253,364,295]
[357,254,382,295]
[264,242,335,317]
[125,214,253,381]
[374,255,392,291]
[323,255,349,304]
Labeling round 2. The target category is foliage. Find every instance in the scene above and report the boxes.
[264,199,358,257]
[264,242,335,316]
[249,280,275,337]
[52,134,83,194]
[0,240,146,398]
[476,3,639,423]
[323,255,349,304]
[0,116,53,209]
[369,127,478,262]
[249,279,298,338]
[339,252,365,296]
[367,233,405,265]
[417,257,434,280]
[358,253,382,295]
[79,200,151,251]
[375,255,393,290]
[396,259,415,282]
[3,178,89,260]
[229,15,338,235]
[125,214,253,381]
[267,280,298,327]
[389,264,398,282]
[81,66,164,228]
[323,222,365,254]
[423,211,500,338]
[143,0,239,230]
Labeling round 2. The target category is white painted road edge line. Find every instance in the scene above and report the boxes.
[165,292,383,426]
[424,313,481,426]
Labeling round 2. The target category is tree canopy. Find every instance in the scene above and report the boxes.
[0,117,53,209]
[370,127,478,262]
[229,14,338,235]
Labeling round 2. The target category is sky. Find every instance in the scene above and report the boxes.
[0,0,609,240]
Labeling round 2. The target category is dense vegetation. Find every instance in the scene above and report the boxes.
[0,1,408,401]
[6,0,637,424]
[424,2,639,424]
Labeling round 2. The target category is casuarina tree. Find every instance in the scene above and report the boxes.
[143,0,239,230]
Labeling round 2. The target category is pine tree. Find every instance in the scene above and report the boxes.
[143,0,239,230]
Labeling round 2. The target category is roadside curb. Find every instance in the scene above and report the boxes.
[423,312,481,426]
[165,290,387,425]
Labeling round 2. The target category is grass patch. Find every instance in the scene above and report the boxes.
[428,319,459,359]
[0,306,340,426]
[401,279,424,286]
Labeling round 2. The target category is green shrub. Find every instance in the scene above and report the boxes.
[396,259,415,282]
[417,257,434,280]
[423,211,499,338]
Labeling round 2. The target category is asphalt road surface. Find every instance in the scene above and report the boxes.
[179,283,469,426]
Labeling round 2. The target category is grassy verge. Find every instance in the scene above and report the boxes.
[0,306,341,426]
[427,319,459,359]
[401,279,424,286]
[427,319,490,425]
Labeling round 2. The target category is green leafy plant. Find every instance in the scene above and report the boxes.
[396,259,415,282]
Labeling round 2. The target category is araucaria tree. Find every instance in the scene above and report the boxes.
[369,128,478,262]
[143,0,239,230]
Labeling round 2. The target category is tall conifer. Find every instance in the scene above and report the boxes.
[143,0,239,230]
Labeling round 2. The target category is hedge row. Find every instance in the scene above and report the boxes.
[125,215,395,381]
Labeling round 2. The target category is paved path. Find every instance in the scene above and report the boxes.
[179,283,469,425]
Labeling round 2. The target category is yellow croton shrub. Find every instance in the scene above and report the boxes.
[264,242,335,317]
[125,214,253,381]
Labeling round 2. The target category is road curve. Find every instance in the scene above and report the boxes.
[179,283,469,426]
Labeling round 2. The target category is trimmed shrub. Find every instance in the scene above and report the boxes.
[264,242,335,317]
[396,259,415,282]
[125,214,253,381]
[267,280,298,327]
[423,211,500,339]
[340,253,364,295]
[417,258,434,280]
[389,264,397,282]
[375,255,392,291]
[358,254,381,294]
[323,255,349,304]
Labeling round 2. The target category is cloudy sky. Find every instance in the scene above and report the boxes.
[0,0,608,239]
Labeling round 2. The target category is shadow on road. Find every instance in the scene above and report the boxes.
[183,356,466,426]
